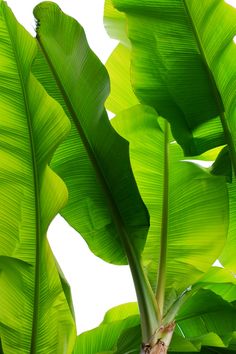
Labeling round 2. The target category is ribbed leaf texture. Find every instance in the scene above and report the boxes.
[107,0,236,160]
[112,105,228,295]
[32,1,149,266]
[0,2,76,352]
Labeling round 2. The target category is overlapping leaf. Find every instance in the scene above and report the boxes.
[73,290,236,353]
[32,2,164,343]
[220,181,236,272]
[33,1,149,266]
[107,0,236,162]
[195,266,236,303]
[73,303,140,354]
[103,0,129,46]
[105,43,139,114]
[175,290,236,351]
[0,1,76,352]
[112,105,228,296]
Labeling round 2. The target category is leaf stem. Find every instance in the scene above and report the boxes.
[122,233,161,343]
[156,120,169,318]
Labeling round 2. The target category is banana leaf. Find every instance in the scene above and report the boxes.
[106,0,236,165]
[112,105,228,303]
[105,43,139,114]
[103,0,129,47]
[0,1,76,352]
[175,290,236,349]
[220,181,236,272]
[195,266,236,303]
[33,2,158,343]
[73,290,236,353]
[73,303,140,354]
[33,0,149,266]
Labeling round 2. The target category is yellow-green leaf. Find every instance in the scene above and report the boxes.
[0,2,76,352]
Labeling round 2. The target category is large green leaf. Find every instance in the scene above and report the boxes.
[33,0,149,266]
[0,1,76,353]
[109,0,236,164]
[33,2,159,343]
[73,291,236,353]
[175,290,236,351]
[112,105,228,303]
[73,303,140,354]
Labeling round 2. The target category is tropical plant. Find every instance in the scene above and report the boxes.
[0,0,236,353]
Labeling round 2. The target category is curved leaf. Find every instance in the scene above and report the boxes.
[175,290,236,350]
[104,1,138,116]
[73,292,236,353]
[105,43,139,114]
[112,105,228,299]
[73,303,140,354]
[33,2,159,343]
[195,267,236,303]
[103,0,129,46]
[0,1,76,353]
[33,0,149,266]
[110,0,236,164]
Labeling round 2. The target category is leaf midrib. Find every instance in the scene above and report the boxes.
[183,0,236,174]
[2,5,41,353]
[155,120,169,319]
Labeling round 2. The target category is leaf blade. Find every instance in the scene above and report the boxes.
[110,0,236,160]
[0,2,76,352]
[112,105,228,295]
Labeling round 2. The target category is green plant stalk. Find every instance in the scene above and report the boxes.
[163,287,193,325]
[183,0,236,176]
[121,230,161,343]
[156,119,169,319]
[37,37,160,346]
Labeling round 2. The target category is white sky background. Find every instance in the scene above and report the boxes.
[6,0,137,335]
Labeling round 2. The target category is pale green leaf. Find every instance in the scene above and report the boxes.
[196,267,236,303]
[104,0,129,47]
[220,181,236,272]
[112,105,228,295]
[105,43,139,114]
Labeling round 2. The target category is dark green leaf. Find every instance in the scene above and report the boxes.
[33,3,160,342]
[109,0,236,162]
[33,1,149,265]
